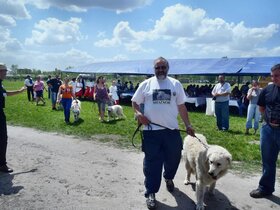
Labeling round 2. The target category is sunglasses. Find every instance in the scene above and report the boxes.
[154,65,167,70]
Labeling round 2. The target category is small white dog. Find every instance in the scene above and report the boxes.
[71,99,81,122]
[107,105,125,121]
[182,134,232,210]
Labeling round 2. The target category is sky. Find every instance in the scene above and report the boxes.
[0,0,280,71]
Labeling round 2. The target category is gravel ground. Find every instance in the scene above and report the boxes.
[0,126,279,210]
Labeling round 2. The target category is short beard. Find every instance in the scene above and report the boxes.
[156,75,166,80]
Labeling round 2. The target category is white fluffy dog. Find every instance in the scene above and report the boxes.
[71,99,81,122]
[182,134,232,210]
[107,105,125,121]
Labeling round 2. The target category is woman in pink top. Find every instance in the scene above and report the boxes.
[33,75,46,106]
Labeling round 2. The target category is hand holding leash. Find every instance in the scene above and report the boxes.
[136,113,150,125]
[186,125,195,137]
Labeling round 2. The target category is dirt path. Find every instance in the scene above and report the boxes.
[0,126,279,210]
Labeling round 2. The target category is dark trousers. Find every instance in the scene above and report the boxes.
[142,129,182,197]
[27,86,34,101]
[0,111,7,166]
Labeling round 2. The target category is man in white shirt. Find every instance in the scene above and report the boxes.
[24,75,34,101]
[211,75,231,131]
[131,57,195,209]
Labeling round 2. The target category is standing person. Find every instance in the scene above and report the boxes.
[245,80,261,134]
[250,64,280,198]
[24,75,34,101]
[46,75,51,99]
[74,75,84,99]
[240,81,250,96]
[94,76,109,122]
[109,80,119,105]
[84,78,95,100]
[47,74,62,110]
[33,75,46,106]
[0,63,26,173]
[57,76,76,124]
[211,75,231,131]
[131,57,195,209]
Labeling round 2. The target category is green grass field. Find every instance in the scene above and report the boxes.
[3,80,277,172]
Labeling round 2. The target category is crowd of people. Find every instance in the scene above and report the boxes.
[0,60,279,209]
[185,84,213,97]
[21,73,142,123]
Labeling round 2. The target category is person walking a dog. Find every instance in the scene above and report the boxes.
[250,63,280,198]
[131,57,195,209]
[211,75,231,131]
[57,76,76,124]
[0,63,26,173]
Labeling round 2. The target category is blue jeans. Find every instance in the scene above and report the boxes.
[258,123,280,194]
[215,101,229,130]
[142,129,182,197]
[246,104,260,129]
[97,99,106,112]
[61,98,72,122]
[51,92,58,106]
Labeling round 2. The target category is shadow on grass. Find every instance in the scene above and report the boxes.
[69,118,84,126]
[102,118,126,125]
[225,129,244,135]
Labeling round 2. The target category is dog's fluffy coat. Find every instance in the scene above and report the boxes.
[182,134,232,210]
[71,99,81,122]
[107,105,125,121]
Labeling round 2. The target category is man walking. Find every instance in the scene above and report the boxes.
[250,64,280,198]
[131,57,195,209]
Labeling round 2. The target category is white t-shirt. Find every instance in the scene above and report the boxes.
[211,82,231,102]
[86,81,95,87]
[109,85,119,101]
[75,81,83,93]
[131,76,187,130]
[24,78,33,87]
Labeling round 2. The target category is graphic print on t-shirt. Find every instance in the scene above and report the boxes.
[153,89,171,104]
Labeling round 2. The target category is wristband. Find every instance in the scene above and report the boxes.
[187,124,192,129]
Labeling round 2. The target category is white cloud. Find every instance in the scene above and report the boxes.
[95,3,279,58]
[153,4,279,57]
[25,0,152,13]
[25,17,83,45]
[0,48,95,70]
[94,21,152,53]
[0,0,31,19]
[231,22,279,50]
[0,27,23,52]
[0,15,16,27]
[153,4,205,37]
[97,31,106,38]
